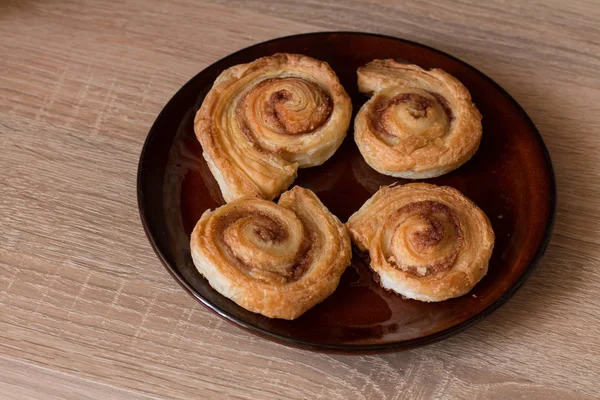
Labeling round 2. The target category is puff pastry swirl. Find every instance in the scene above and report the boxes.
[195,53,352,202]
[190,186,351,319]
[354,59,482,178]
[346,183,494,302]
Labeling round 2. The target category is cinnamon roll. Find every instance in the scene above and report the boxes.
[194,53,352,202]
[354,60,482,178]
[190,186,351,319]
[346,183,494,302]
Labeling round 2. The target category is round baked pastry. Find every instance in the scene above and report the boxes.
[354,59,482,179]
[194,53,352,202]
[346,183,494,302]
[190,186,351,319]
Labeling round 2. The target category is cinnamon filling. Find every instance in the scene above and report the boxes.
[428,91,455,123]
[387,201,463,276]
[236,77,333,147]
[214,209,314,283]
[368,92,454,140]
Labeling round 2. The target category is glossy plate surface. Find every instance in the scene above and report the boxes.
[137,32,555,352]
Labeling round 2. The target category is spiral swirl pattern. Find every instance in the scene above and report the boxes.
[191,186,351,319]
[347,183,494,302]
[195,53,352,202]
[354,60,482,179]
[379,201,463,277]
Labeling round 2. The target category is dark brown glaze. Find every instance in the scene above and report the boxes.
[138,32,555,352]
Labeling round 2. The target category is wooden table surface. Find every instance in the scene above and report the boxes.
[1,0,599,398]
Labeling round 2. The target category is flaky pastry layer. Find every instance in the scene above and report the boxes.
[346,183,494,302]
[190,186,351,319]
[354,60,482,178]
[195,53,352,202]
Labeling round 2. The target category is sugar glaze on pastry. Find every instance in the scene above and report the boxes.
[190,186,351,319]
[194,53,352,202]
[354,60,482,179]
[346,183,494,302]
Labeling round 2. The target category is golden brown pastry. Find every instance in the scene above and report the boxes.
[346,183,494,302]
[190,186,351,319]
[194,53,352,202]
[354,60,482,178]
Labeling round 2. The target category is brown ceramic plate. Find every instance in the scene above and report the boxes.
[137,32,555,352]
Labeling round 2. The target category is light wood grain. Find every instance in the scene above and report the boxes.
[1,0,599,398]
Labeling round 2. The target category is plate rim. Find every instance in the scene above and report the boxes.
[137,31,557,353]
